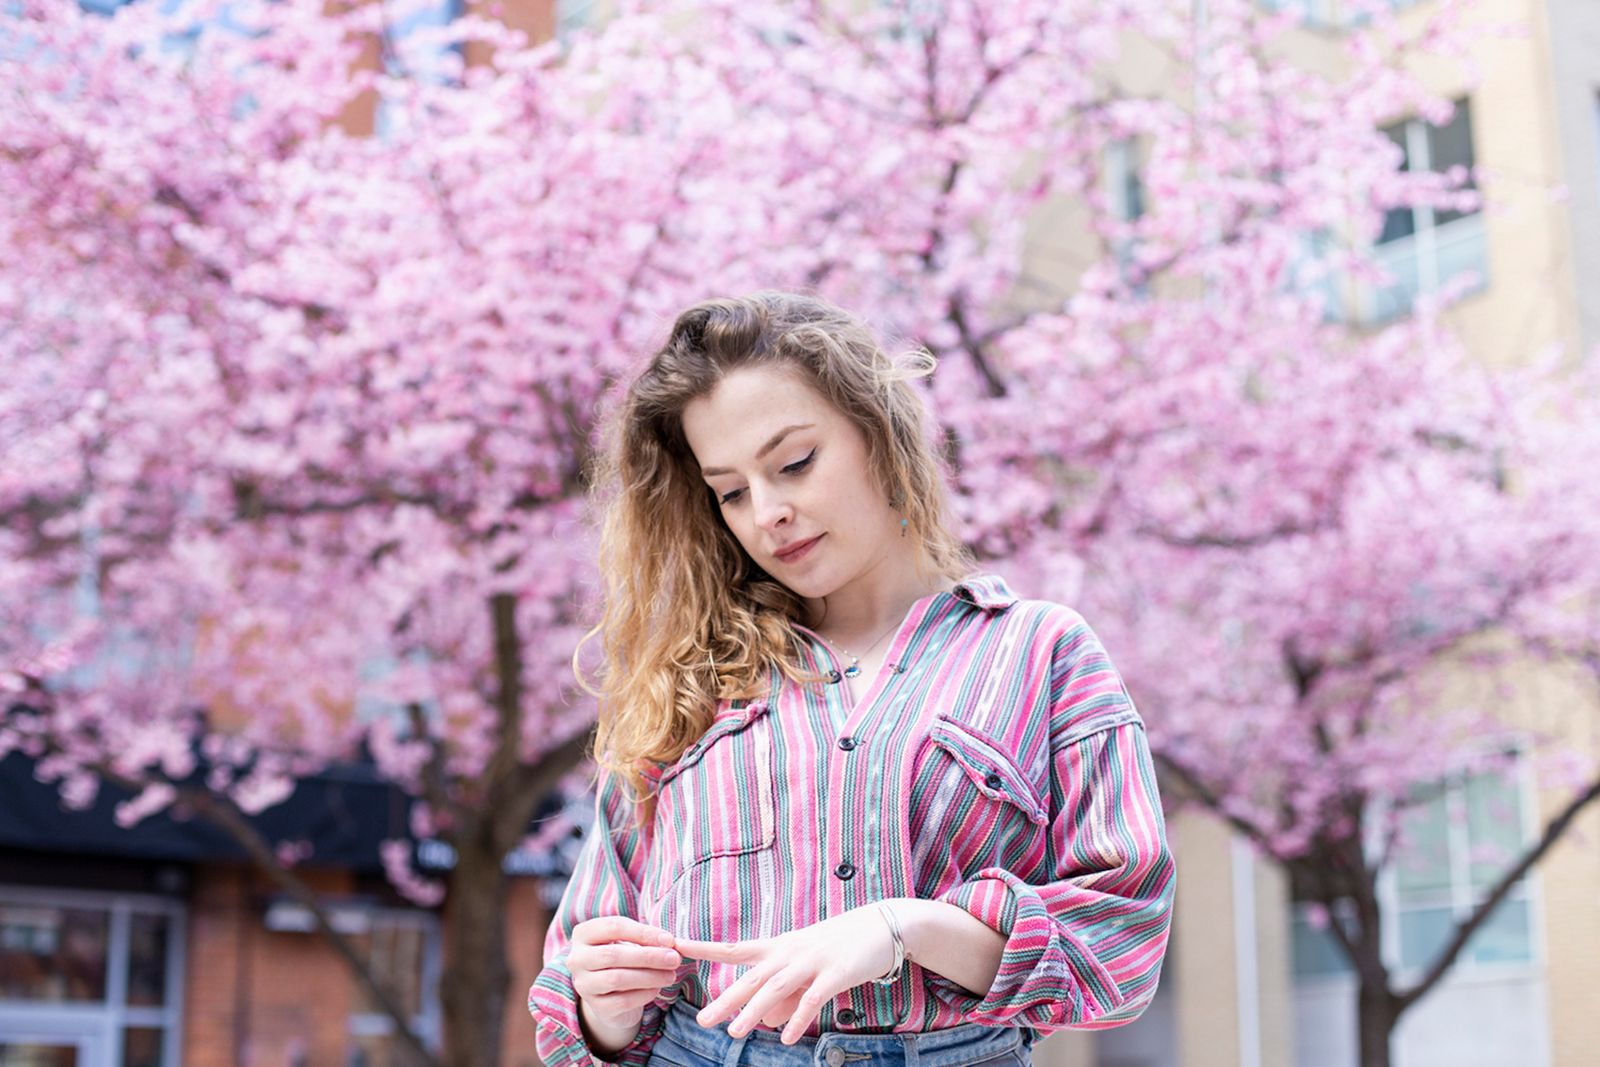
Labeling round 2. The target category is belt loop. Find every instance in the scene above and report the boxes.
[903,1034,919,1067]
[722,1028,750,1067]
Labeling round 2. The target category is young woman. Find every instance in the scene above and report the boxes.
[528,291,1175,1067]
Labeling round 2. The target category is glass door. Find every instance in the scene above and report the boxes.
[0,1028,105,1067]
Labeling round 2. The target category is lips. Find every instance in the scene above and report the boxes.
[773,534,822,563]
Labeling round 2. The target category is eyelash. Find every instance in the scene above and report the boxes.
[718,449,816,506]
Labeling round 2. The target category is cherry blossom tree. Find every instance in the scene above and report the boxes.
[3,0,1597,1065]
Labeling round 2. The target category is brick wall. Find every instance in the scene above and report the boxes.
[182,864,359,1067]
[503,878,555,1067]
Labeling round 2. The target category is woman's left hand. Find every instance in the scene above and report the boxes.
[673,903,899,1045]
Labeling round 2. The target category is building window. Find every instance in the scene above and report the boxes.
[0,887,184,1067]
[1256,0,1338,28]
[374,0,467,143]
[1392,759,1534,970]
[1362,96,1487,324]
[345,909,442,1067]
[1287,226,1348,324]
[555,0,598,43]
[1341,0,1431,24]
[1290,897,1355,979]
[1104,136,1150,298]
[1290,749,1535,982]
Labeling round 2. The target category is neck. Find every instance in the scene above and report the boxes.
[802,555,955,648]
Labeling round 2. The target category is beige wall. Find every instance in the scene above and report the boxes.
[1517,658,1600,1067]
[1057,2,1600,1065]
[1409,0,1582,371]
[1267,5,1600,1065]
[1171,812,1245,1067]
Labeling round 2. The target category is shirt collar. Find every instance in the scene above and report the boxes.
[950,573,1018,612]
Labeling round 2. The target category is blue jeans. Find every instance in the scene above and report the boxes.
[645,998,1037,1067]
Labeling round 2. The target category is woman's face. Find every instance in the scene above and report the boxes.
[680,362,901,601]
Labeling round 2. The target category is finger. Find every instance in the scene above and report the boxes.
[696,959,770,1028]
[576,966,682,998]
[759,988,804,1029]
[588,984,673,1017]
[577,916,678,949]
[726,971,802,1038]
[674,937,743,962]
[780,978,834,1045]
[574,941,683,973]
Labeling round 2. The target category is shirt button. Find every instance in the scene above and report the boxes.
[834,862,856,880]
[827,669,843,684]
[985,772,1004,790]
[838,736,857,751]
[837,1009,859,1026]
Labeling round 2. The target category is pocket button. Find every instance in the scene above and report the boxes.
[985,772,1004,789]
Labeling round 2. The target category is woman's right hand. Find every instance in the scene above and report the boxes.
[571,916,683,1052]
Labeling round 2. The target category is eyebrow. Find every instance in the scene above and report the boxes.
[700,423,815,477]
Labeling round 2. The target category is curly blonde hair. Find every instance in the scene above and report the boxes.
[575,290,975,831]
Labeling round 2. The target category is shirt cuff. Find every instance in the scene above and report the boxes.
[528,954,672,1067]
[928,867,1128,1027]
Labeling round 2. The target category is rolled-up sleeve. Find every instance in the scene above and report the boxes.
[929,618,1177,1031]
[528,764,672,1067]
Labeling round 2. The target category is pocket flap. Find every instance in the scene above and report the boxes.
[654,698,772,793]
[930,715,1047,825]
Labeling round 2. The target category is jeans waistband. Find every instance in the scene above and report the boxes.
[657,997,1034,1067]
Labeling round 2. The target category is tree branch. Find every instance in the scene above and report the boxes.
[1396,772,1600,1011]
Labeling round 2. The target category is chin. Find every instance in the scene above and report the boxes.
[771,569,838,601]
[775,577,826,600]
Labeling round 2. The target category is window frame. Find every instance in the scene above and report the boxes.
[344,905,444,1061]
[1360,95,1488,324]
[0,883,187,1067]
[1102,135,1151,298]
[1289,739,1546,989]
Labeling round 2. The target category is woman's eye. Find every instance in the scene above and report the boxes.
[715,450,814,507]
[782,449,816,475]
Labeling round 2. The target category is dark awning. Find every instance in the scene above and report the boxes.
[0,749,582,879]
[0,750,413,873]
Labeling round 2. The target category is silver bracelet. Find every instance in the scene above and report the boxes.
[871,901,907,985]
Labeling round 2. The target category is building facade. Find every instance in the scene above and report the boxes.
[1036,3,1600,1066]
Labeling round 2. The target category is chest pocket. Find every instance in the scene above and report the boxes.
[929,714,1047,826]
[649,700,778,894]
[914,712,1047,880]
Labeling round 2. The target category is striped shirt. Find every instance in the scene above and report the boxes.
[528,573,1175,1067]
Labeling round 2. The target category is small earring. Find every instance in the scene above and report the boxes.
[900,516,909,538]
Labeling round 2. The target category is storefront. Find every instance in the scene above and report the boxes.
[0,744,580,1067]
[0,882,185,1066]
[0,752,449,1067]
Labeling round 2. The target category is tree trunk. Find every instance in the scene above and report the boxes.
[440,825,512,1067]
[1357,980,1400,1067]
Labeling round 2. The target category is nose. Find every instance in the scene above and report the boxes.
[749,481,793,533]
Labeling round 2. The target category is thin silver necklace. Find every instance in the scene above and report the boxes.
[827,617,904,679]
